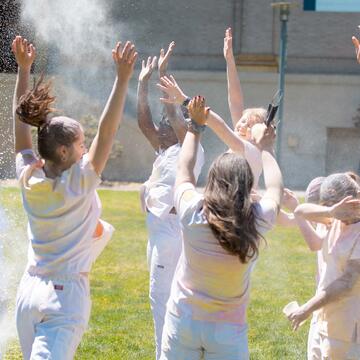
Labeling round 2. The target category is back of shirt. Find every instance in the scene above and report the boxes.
[168,182,277,324]
[17,151,102,275]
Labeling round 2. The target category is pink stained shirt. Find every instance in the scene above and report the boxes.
[167,182,277,324]
[316,219,360,343]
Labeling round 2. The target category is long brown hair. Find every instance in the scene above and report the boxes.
[203,152,263,263]
[16,76,81,164]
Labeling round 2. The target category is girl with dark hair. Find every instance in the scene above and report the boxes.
[159,96,283,359]
[12,35,137,359]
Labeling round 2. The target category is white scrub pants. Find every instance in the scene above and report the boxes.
[146,212,182,360]
[160,311,249,360]
[16,271,91,360]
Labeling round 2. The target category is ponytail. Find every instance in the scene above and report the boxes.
[16,75,56,129]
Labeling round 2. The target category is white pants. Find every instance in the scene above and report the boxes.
[16,271,91,360]
[146,212,182,360]
[160,311,249,360]
[308,316,321,360]
[308,319,360,360]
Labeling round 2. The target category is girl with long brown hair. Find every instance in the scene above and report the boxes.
[12,35,137,359]
[159,96,283,359]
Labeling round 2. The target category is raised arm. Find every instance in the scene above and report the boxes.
[224,27,244,127]
[175,96,209,189]
[88,41,137,175]
[257,124,283,210]
[288,259,360,331]
[12,36,36,153]
[352,35,360,64]
[158,42,187,144]
[157,75,245,152]
[294,196,360,224]
[137,56,160,150]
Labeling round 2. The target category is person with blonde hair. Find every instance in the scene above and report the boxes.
[12,35,137,359]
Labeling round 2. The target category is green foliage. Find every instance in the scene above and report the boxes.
[4,189,314,359]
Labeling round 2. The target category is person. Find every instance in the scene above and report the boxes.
[352,34,360,64]
[160,96,283,359]
[288,173,360,359]
[137,42,204,359]
[12,35,137,359]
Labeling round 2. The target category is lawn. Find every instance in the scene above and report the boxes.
[1,188,315,359]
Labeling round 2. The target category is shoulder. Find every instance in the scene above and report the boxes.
[174,182,203,221]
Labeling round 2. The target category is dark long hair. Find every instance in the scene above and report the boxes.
[16,76,81,164]
[203,152,263,263]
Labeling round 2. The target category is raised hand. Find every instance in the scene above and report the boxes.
[188,96,210,126]
[12,36,36,70]
[251,123,276,151]
[223,27,234,61]
[329,196,360,223]
[139,56,157,82]
[282,188,299,212]
[352,35,360,64]
[112,41,138,81]
[157,75,187,104]
[158,41,175,78]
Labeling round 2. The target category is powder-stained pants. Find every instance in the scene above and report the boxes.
[16,271,91,360]
[146,212,182,360]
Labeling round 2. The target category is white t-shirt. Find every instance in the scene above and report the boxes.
[16,150,105,275]
[141,143,205,219]
[317,219,360,343]
[167,182,277,324]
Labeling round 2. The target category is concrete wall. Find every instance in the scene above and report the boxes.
[3,71,360,189]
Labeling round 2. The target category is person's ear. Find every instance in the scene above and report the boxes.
[57,145,69,162]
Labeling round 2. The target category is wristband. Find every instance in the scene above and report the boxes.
[182,97,191,107]
[186,118,206,133]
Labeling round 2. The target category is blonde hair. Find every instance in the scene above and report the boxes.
[240,108,267,127]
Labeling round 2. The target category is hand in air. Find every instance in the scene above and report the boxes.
[12,36,36,70]
[282,188,299,212]
[223,27,234,61]
[287,305,310,331]
[352,35,360,64]
[139,56,157,82]
[112,41,138,81]
[329,196,360,223]
[157,75,187,104]
[188,96,210,126]
[158,41,175,77]
[251,123,276,151]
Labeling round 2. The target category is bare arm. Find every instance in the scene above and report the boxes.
[294,197,360,224]
[137,56,160,150]
[88,41,137,175]
[12,36,36,153]
[158,42,187,144]
[224,28,244,127]
[206,110,245,154]
[175,96,208,189]
[257,125,283,210]
[288,259,360,330]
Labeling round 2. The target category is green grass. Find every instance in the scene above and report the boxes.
[2,188,315,359]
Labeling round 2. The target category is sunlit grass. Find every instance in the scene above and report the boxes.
[3,189,315,359]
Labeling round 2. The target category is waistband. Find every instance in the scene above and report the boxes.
[26,267,87,281]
